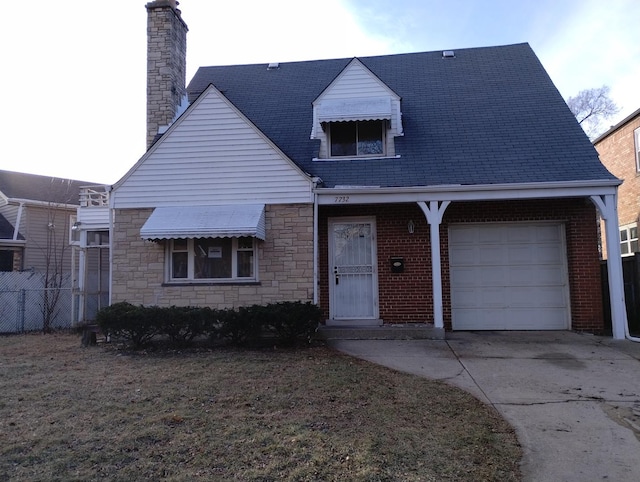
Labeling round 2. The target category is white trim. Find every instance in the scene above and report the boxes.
[590,194,627,340]
[635,127,640,173]
[418,201,450,329]
[619,223,638,256]
[316,180,620,204]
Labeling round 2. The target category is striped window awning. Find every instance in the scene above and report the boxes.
[317,97,392,123]
[140,204,266,240]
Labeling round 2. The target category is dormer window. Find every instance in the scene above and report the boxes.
[329,120,385,157]
[311,59,403,160]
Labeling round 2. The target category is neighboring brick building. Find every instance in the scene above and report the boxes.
[594,108,640,258]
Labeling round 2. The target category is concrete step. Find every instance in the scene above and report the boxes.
[316,324,445,340]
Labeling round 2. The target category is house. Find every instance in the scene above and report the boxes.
[0,169,104,332]
[593,108,640,258]
[98,0,628,338]
[0,169,91,274]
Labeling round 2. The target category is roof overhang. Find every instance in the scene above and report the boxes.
[315,179,622,205]
[140,204,266,240]
[317,97,392,123]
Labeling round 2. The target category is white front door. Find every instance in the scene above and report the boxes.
[328,217,379,324]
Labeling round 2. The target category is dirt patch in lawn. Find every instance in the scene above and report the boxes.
[0,333,521,481]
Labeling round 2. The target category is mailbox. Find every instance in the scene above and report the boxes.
[390,257,404,273]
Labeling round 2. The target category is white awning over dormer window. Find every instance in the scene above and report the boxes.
[317,97,392,123]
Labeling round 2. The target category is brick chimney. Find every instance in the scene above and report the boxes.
[145,0,188,149]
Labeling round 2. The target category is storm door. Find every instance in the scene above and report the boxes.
[328,217,379,323]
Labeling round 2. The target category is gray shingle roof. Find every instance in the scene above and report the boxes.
[0,170,95,205]
[187,43,615,188]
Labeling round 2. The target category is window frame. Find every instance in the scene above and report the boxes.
[166,237,258,283]
[328,119,386,158]
[635,127,640,172]
[620,223,638,256]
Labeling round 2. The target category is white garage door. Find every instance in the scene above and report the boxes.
[449,223,570,330]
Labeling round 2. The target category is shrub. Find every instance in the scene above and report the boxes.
[96,302,158,348]
[218,306,263,346]
[159,306,208,346]
[266,301,322,345]
[96,301,322,349]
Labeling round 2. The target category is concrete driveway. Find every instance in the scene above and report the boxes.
[329,331,640,482]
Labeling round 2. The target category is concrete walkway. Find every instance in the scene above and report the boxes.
[329,331,640,482]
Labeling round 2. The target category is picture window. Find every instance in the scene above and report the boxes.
[169,237,256,281]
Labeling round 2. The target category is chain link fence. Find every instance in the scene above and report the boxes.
[0,271,73,334]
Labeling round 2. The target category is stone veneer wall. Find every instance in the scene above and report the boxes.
[146,0,188,149]
[111,204,314,308]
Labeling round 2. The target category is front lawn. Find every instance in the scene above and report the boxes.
[0,334,521,481]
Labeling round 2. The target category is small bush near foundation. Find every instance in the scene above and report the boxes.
[159,306,210,346]
[96,302,158,348]
[265,301,322,346]
[217,306,263,346]
[96,301,321,349]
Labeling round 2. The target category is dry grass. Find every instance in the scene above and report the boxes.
[0,333,521,481]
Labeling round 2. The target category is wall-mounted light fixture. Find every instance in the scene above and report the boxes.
[47,222,55,230]
[71,221,82,231]
[407,220,415,234]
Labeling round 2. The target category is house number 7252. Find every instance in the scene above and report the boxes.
[334,196,350,203]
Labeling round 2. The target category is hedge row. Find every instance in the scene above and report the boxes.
[95,301,323,348]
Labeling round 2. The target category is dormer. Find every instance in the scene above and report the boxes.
[311,58,403,160]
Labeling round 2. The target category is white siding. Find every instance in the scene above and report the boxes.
[77,206,109,227]
[0,204,20,227]
[113,86,313,209]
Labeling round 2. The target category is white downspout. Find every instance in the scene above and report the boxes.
[313,189,319,305]
[590,194,636,341]
[13,202,24,240]
[418,201,451,329]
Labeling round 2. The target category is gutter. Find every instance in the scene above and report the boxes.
[7,197,78,210]
[315,179,622,205]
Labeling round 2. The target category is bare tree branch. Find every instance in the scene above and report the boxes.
[567,85,620,139]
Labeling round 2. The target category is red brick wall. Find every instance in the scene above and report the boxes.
[594,114,640,258]
[319,198,604,333]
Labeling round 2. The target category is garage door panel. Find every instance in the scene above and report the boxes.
[509,287,567,308]
[454,307,569,331]
[537,244,564,263]
[453,287,506,308]
[449,246,477,265]
[453,309,508,330]
[508,265,565,286]
[478,246,504,264]
[449,223,570,331]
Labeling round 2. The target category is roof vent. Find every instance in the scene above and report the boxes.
[267,62,280,70]
[442,50,455,58]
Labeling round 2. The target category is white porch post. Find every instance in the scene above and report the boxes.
[590,194,627,340]
[418,201,451,329]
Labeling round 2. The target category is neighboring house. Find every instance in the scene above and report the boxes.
[98,1,628,338]
[0,169,104,332]
[0,169,89,274]
[593,108,640,258]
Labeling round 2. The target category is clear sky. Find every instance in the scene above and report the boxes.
[1,0,638,185]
